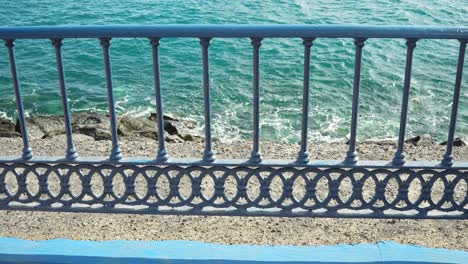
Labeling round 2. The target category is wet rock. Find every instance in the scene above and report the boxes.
[119,113,200,142]
[149,113,179,122]
[0,130,21,137]
[164,120,178,135]
[166,119,197,137]
[0,118,15,131]
[405,134,433,146]
[118,115,157,139]
[181,134,193,141]
[405,135,421,145]
[138,130,158,139]
[440,137,467,147]
[149,113,197,134]
[179,133,204,142]
[0,118,20,138]
[17,115,66,138]
[453,137,466,147]
[72,113,112,141]
[2,113,203,142]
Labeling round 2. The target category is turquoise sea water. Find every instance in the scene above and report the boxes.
[0,0,467,143]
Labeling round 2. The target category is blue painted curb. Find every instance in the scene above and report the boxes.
[0,238,466,263]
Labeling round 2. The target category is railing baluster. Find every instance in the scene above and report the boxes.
[51,38,78,160]
[250,37,263,163]
[345,38,366,164]
[442,40,467,166]
[4,39,33,160]
[393,39,417,165]
[200,37,215,162]
[149,37,169,162]
[99,37,122,161]
[297,38,315,163]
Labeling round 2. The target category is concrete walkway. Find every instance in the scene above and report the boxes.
[0,238,466,263]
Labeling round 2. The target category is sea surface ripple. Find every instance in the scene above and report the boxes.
[0,0,467,143]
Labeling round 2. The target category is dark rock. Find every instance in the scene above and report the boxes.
[17,115,66,138]
[2,112,202,142]
[405,135,421,145]
[182,134,195,141]
[164,114,178,121]
[405,134,433,146]
[72,113,112,141]
[0,118,15,131]
[440,137,467,147]
[0,118,19,137]
[164,120,178,135]
[149,113,179,122]
[10,113,112,140]
[453,138,466,147]
[139,130,158,139]
[0,130,21,137]
[149,113,199,137]
[166,119,198,137]
[139,113,202,141]
[149,113,157,121]
[180,134,203,142]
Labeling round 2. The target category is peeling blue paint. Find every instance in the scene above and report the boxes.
[0,238,466,264]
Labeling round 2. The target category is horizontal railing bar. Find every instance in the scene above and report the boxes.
[0,25,467,39]
[1,156,468,169]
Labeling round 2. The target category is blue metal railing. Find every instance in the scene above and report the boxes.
[0,25,467,219]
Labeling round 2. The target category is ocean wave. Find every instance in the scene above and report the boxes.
[0,0,466,143]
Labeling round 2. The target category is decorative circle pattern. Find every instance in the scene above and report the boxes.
[0,163,466,218]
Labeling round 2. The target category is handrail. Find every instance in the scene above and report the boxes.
[2,156,468,169]
[0,25,467,39]
[0,24,466,219]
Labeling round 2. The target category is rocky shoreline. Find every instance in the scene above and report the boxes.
[0,113,466,147]
[0,113,203,143]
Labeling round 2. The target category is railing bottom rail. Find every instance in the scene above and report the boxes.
[0,158,466,219]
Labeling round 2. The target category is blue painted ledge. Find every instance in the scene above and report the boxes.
[0,238,466,264]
